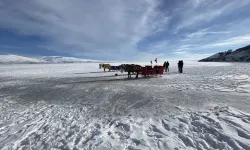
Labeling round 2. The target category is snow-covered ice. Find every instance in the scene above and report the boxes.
[0,62,250,149]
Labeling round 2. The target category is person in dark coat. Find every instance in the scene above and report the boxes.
[177,60,181,73]
[163,61,167,72]
[178,60,184,73]
[166,61,169,72]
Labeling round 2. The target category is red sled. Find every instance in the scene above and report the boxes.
[140,65,164,76]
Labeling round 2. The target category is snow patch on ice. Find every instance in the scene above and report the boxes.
[1,102,250,150]
[236,84,250,93]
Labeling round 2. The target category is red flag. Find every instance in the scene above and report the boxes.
[154,58,157,63]
[150,60,152,65]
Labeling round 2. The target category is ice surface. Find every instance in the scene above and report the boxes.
[0,62,250,149]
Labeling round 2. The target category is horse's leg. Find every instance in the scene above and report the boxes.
[128,71,131,79]
[135,71,138,79]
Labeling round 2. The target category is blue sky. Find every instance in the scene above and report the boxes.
[1,0,250,61]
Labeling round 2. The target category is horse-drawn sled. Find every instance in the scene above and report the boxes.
[99,63,165,79]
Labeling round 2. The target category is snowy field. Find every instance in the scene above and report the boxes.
[0,62,250,150]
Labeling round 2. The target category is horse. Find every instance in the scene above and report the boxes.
[99,64,112,72]
[119,64,141,79]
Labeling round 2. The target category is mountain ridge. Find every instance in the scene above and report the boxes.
[199,44,250,62]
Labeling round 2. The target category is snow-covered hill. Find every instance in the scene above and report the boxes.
[199,44,250,62]
[0,55,44,64]
[0,55,104,64]
[38,56,103,63]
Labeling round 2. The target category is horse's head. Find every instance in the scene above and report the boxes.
[118,64,124,69]
[99,64,103,69]
[119,64,125,69]
[134,65,142,71]
[118,64,125,72]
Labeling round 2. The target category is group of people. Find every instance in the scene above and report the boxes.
[163,61,170,72]
[163,60,184,73]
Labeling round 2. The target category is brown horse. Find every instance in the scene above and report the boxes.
[99,64,111,72]
[119,64,141,79]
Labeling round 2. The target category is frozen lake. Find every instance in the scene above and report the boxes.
[0,62,250,149]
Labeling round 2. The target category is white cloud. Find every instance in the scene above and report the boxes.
[145,40,169,51]
[204,34,250,47]
[186,28,230,38]
[172,51,214,60]
[174,0,250,32]
[172,44,201,52]
[0,45,21,49]
[172,34,250,54]
[0,0,169,60]
[135,52,164,61]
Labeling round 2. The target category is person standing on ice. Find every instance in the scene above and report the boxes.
[178,60,181,73]
[166,61,169,72]
[178,60,184,73]
[177,61,180,73]
[163,61,169,72]
[163,61,167,72]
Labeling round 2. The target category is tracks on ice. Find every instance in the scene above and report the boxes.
[1,104,250,150]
